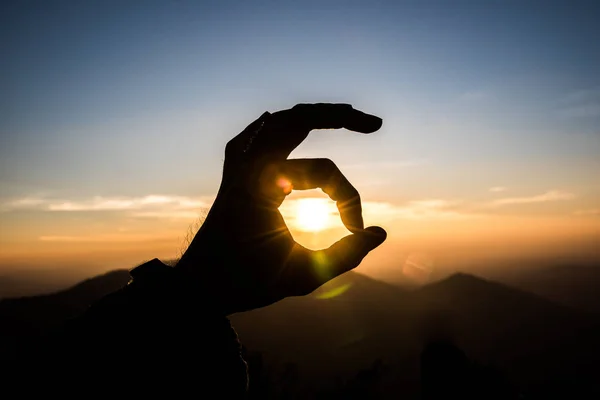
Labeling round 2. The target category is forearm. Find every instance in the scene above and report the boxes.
[9,259,248,397]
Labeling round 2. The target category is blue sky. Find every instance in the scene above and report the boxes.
[1,0,599,272]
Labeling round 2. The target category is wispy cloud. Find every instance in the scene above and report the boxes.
[2,188,579,226]
[1,195,214,219]
[561,87,600,104]
[38,233,177,242]
[364,199,471,221]
[341,159,429,170]
[278,198,474,230]
[131,211,202,219]
[558,104,600,118]
[573,209,600,216]
[0,197,47,211]
[558,87,600,119]
[489,190,575,207]
[46,195,211,212]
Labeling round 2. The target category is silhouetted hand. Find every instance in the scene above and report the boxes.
[176,104,387,315]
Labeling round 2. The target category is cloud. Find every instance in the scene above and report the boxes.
[46,195,211,212]
[38,234,174,242]
[558,87,600,119]
[3,189,577,227]
[489,190,575,207]
[278,198,474,230]
[0,197,47,212]
[573,209,600,216]
[3,192,480,225]
[389,200,473,220]
[1,195,214,219]
[362,199,473,221]
[131,211,202,219]
[561,87,600,105]
[340,159,429,170]
[558,104,600,118]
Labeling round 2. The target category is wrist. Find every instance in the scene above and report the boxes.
[130,258,227,317]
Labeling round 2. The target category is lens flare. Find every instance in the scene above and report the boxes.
[402,253,434,284]
[276,177,293,195]
[315,282,353,299]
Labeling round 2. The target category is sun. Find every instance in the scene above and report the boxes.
[294,198,332,232]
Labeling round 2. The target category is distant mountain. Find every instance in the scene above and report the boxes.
[1,268,599,398]
[0,269,131,339]
[232,271,411,376]
[232,272,600,397]
[410,273,600,391]
[0,271,82,300]
[494,264,600,315]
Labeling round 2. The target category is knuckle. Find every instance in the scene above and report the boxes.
[224,141,235,157]
[318,158,338,174]
[349,189,361,201]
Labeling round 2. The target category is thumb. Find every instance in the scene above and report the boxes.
[321,226,387,279]
[359,226,388,250]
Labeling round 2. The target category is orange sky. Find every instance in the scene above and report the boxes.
[1,188,598,285]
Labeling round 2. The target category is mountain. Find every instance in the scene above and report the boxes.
[409,273,600,393]
[1,268,599,398]
[232,272,411,376]
[0,269,131,339]
[231,272,600,397]
[0,271,81,300]
[493,264,600,315]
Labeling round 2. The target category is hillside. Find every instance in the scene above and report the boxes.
[494,264,600,314]
[0,269,131,338]
[230,271,600,397]
[1,268,599,398]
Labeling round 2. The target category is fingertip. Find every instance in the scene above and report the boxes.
[363,226,387,248]
[365,225,387,238]
[371,116,383,131]
[317,226,387,282]
[353,116,383,133]
[350,109,383,133]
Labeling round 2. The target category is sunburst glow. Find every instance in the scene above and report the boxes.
[294,198,332,232]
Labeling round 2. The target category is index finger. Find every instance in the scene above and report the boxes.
[280,158,364,232]
[280,103,383,133]
[255,103,383,159]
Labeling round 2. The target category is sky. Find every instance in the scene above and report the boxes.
[1,0,599,282]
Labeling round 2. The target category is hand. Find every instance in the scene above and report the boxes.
[176,103,387,315]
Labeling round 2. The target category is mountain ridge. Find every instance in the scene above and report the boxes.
[1,267,599,398]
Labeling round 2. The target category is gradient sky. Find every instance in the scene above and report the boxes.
[1,1,599,279]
